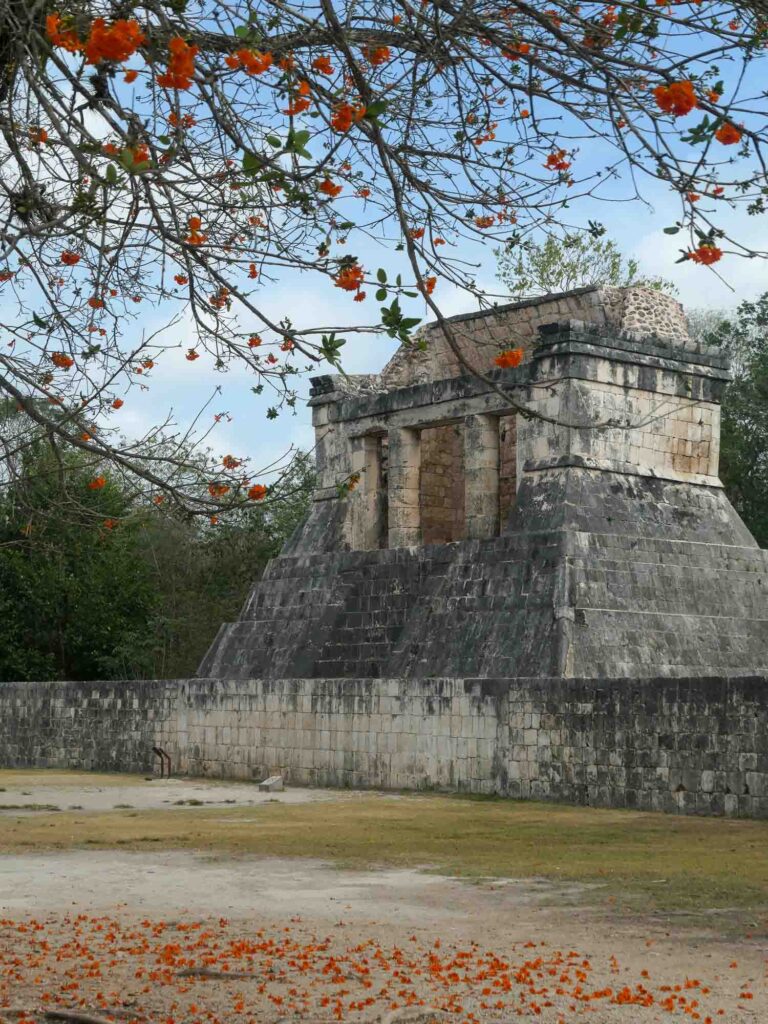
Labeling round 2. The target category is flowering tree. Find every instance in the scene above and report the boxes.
[1,0,766,514]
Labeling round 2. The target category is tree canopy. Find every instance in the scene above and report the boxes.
[0,414,314,680]
[495,233,674,298]
[697,294,768,548]
[1,0,767,512]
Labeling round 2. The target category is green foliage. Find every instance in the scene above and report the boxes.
[0,423,315,681]
[139,453,314,678]
[694,294,768,549]
[0,443,157,682]
[495,233,676,299]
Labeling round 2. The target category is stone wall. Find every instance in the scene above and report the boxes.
[380,285,692,389]
[1,675,767,817]
[519,335,723,485]
[419,424,465,544]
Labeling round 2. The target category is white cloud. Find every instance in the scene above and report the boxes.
[631,228,768,310]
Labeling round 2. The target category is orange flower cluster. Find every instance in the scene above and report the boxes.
[46,14,146,63]
[544,149,571,171]
[331,102,366,133]
[495,347,524,368]
[208,482,230,497]
[284,93,311,116]
[51,351,74,370]
[169,112,196,129]
[84,18,146,64]
[502,41,531,59]
[653,80,698,117]
[362,45,392,66]
[157,37,197,90]
[688,245,723,265]
[174,273,188,285]
[421,276,437,295]
[225,49,273,75]
[186,348,200,360]
[186,216,206,246]
[209,286,230,310]
[334,263,365,301]
[248,335,262,347]
[319,178,343,198]
[475,215,496,228]
[60,250,81,266]
[715,122,741,145]
[111,398,124,409]
[312,55,334,75]
[222,454,241,469]
[248,483,268,500]
[87,476,106,490]
[45,13,81,52]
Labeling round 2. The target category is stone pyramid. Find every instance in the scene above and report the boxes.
[199,286,768,681]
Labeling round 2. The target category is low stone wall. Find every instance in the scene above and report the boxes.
[1,676,767,817]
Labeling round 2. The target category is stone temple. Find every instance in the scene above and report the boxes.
[2,285,768,816]
[200,284,768,681]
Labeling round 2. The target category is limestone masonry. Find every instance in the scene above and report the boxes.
[2,285,768,815]
[201,285,767,681]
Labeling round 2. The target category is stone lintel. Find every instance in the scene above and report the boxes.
[536,319,729,372]
[325,332,728,429]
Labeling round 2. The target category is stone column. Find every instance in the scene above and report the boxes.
[348,434,385,550]
[387,427,421,548]
[464,414,500,540]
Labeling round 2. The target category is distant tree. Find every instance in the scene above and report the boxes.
[693,295,768,548]
[496,234,675,299]
[141,452,315,678]
[0,430,157,681]
[0,410,314,681]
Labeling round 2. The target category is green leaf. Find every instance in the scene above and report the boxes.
[365,99,388,119]
[105,164,118,184]
[377,267,387,283]
[375,288,388,301]
[285,129,312,158]
[234,25,251,38]
[663,226,680,235]
[265,134,281,148]
[242,151,264,175]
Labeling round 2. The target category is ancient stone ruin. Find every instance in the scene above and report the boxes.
[2,284,768,816]
[200,284,768,681]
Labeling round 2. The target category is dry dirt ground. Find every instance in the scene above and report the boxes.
[0,771,766,1024]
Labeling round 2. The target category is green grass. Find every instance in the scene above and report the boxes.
[1,778,767,914]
